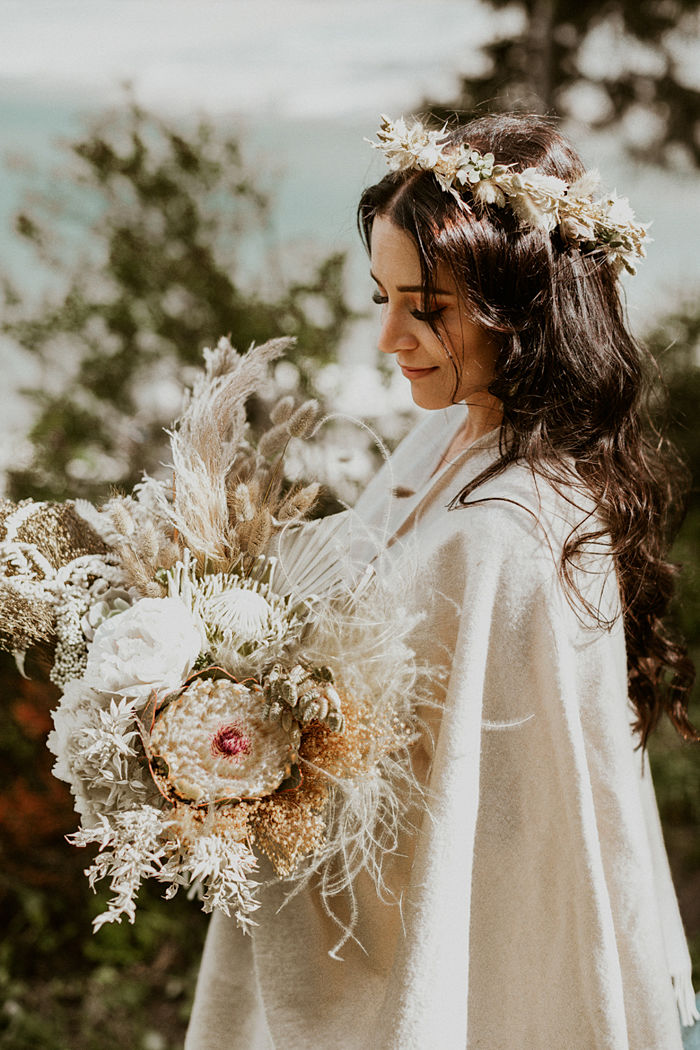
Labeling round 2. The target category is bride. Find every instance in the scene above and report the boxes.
[185,113,699,1049]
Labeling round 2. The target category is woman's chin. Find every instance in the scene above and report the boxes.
[410,388,451,411]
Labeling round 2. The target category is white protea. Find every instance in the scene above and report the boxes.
[166,551,304,675]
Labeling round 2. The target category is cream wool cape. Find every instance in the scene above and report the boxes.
[185,404,697,1050]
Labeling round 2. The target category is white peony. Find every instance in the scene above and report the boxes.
[83,596,204,703]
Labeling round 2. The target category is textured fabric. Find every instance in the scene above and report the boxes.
[186,404,696,1050]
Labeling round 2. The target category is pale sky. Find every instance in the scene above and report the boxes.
[0,0,515,118]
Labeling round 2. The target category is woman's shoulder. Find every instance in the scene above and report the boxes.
[429,458,616,618]
[449,455,599,547]
[420,457,604,591]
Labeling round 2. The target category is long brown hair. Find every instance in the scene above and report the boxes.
[359,113,696,747]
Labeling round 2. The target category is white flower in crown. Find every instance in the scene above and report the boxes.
[559,213,597,243]
[472,180,506,207]
[83,596,204,704]
[605,193,636,227]
[498,169,568,233]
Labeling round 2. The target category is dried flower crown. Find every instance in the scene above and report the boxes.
[368,114,650,275]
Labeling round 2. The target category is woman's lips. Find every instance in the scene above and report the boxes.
[399,364,439,379]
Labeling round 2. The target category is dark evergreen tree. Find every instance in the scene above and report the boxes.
[427,0,700,165]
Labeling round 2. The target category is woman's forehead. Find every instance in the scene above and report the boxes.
[370,216,456,294]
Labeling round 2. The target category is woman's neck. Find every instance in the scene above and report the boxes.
[451,392,502,452]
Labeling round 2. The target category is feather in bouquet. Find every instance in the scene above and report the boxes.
[0,337,425,944]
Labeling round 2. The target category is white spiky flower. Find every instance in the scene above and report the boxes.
[166,553,304,675]
[171,831,261,927]
[202,584,272,640]
[47,681,150,822]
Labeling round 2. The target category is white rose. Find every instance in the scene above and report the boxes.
[84,596,204,703]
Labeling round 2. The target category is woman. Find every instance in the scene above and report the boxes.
[186,113,698,1049]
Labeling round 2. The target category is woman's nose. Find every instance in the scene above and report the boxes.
[377,307,419,356]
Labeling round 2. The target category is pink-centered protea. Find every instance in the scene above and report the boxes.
[149,676,299,804]
[210,723,251,760]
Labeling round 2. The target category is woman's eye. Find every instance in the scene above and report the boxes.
[411,307,446,323]
[371,291,445,324]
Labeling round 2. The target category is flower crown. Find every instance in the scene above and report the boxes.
[368,114,649,276]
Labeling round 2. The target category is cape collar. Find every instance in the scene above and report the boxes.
[352,405,502,559]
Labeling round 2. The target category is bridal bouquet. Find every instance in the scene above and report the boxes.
[0,337,423,938]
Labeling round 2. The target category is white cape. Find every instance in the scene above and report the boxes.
[186,404,697,1049]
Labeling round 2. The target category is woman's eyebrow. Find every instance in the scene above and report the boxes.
[369,271,454,295]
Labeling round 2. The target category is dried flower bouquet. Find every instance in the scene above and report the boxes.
[0,337,424,941]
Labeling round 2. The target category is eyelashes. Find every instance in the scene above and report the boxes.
[412,307,447,323]
[371,291,446,324]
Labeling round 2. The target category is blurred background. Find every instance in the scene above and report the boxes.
[0,1,698,1047]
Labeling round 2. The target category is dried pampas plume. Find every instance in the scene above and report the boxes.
[136,336,329,573]
[139,336,294,572]
[257,423,290,461]
[109,499,136,538]
[277,482,321,522]
[288,399,319,438]
[270,396,295,425]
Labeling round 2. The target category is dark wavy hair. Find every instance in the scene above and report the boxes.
[358,112,697,747]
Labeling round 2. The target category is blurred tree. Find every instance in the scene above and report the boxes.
[426,0,700,165]
[0,98,353,1046]
[1,98,353,505]
[647,302,700,511]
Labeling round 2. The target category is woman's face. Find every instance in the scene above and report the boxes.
[369,215,499,411]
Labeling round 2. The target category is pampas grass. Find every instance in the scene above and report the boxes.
[136,336,325,575]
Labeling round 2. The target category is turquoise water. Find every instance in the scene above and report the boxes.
[0,90,378,292]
